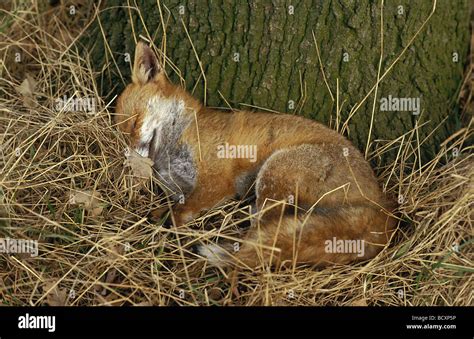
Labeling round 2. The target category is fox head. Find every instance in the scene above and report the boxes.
[115,41,201,155]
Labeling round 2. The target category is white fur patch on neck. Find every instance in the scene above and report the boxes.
[135,94,197,200]
[136,95,187,157]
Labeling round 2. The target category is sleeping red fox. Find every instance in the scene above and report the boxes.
[115,41,397,269]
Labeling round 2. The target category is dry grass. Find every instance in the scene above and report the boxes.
[0,2,472,306]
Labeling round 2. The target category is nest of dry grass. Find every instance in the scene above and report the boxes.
[0,2,472,306]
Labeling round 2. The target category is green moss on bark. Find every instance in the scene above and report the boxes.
[83,0,470,162]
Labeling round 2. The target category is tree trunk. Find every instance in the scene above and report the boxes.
[84,0,470,162]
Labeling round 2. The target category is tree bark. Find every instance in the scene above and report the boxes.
[84,0,470,161]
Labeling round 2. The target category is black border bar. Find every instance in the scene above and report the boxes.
[0,306,471,338]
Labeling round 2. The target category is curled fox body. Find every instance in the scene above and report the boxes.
[115,42,397,269]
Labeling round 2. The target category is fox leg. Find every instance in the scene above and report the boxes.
[169,175,237,226]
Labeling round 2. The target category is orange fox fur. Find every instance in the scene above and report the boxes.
[115,41,397,269]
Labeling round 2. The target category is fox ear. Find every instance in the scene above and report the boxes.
[132,41,161,85]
